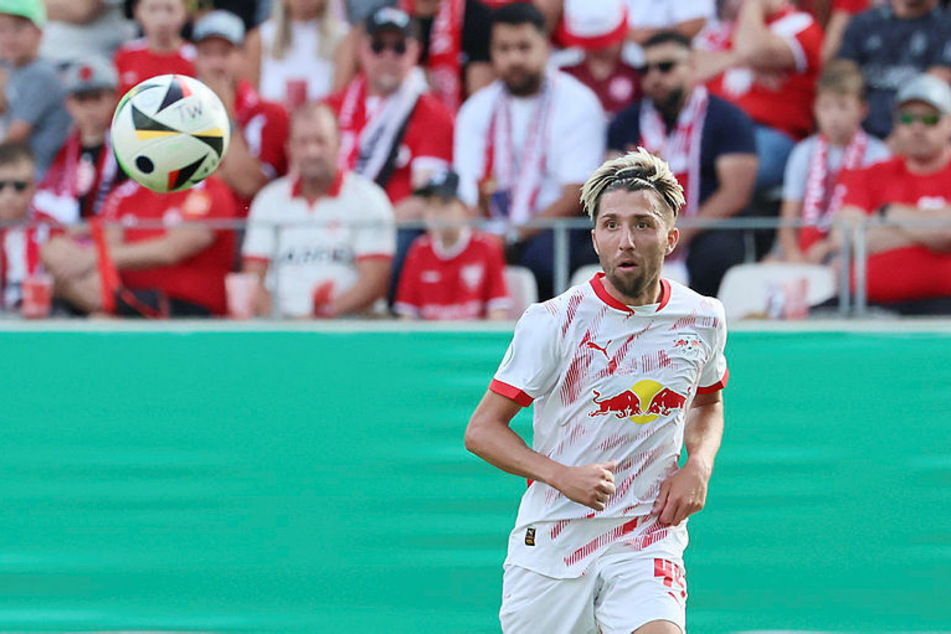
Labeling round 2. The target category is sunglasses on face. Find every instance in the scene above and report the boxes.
[0,180,29,192]
[636,60,682,76]
[370,39,408,56]
[897,111,942,127]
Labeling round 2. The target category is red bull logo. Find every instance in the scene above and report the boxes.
[590,380,687,424]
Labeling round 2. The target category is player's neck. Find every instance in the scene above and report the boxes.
[602,274,663,307]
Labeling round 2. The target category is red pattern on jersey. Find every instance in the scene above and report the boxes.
[395,231,508,319]
[99,177,236,315]
[842,157,951,302]
[563,517,642,568]
[114,41,195,96]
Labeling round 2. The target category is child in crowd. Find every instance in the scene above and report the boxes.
[0,142,56,312]
[0,0,71,178]
[35,57,126,224]
[114,0,194,96]
[395,170,509,321]
[777,59,890,264]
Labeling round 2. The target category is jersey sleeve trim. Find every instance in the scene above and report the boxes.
[489,379,534,407]
[698,367,729,394]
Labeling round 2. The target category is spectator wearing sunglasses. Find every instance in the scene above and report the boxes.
[832,74,951,314]
[607,31,757,297]
[0,142,58,313]
[326,6,454,299]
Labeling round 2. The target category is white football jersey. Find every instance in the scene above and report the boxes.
[491,273,728,578]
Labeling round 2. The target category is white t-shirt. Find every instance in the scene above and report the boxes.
[491,273,728,578]
[622,0,716,65]
[258,18,347,104]
[242,172,395,317]
[453,70,606,218]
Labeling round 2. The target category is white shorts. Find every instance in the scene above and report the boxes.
[499,542,687,634]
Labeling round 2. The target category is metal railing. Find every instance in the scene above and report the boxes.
[2,214,949,318]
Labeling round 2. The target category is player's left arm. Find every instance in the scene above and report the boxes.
[652,390,724,526]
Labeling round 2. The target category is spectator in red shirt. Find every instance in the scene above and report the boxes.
[326,6,454,298]
[556,0,641,118]
[193,9,289,215]
[395,169,509,320]
[114,0,195,96]
[34,56,127,225]
[695,0,823,191]
[834,74,951,313]
[42,176,237,317]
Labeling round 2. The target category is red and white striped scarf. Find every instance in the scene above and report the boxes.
[638,85,708,218]
[802,131,868,226]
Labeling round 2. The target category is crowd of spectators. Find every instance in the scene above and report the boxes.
[0,0,950,320]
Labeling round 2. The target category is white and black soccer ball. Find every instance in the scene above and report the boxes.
[111,74,231,193]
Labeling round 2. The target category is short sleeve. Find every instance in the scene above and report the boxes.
[353,181,396,258]
[782,139,812,202]
[242,186,276,261]
[708,99,756,156]
[697,303,729,394]
[491,304,562,406]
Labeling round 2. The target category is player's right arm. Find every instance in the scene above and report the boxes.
[465,392,617,512]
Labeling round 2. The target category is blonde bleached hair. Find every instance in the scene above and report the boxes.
[580,148,685,221]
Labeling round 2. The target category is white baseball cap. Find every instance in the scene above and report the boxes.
[557,0,627,50]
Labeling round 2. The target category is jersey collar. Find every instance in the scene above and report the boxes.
[291,171,345,206]
[590,272,671,313]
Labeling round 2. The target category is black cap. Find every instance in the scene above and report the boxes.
[414,169,460,200]
[365,6,415,38]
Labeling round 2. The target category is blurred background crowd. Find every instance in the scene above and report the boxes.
[1,0,950,320]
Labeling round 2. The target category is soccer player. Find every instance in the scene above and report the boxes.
[465,148,728,634]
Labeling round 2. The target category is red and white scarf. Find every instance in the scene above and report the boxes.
[802,131,868,227]
[336,68,428,184]
[482,77,555,225]
[401,0,464,111]
[34,130,119,224]
[0,211,55,310]
[638,85,708,218]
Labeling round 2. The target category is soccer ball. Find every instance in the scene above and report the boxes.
[111,74,231,193]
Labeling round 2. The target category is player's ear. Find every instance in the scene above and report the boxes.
[590,228,600,256]
[665,227,679,255]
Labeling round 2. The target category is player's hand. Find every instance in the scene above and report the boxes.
[550,461,617,512]
[651,460,711,526]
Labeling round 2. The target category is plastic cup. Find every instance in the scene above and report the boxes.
[21,274,53,319]
[226,272,258,319]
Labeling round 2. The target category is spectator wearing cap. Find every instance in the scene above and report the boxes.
[694,0,823,192]
[248,0,352,108]
[242,103,395,318]
[326,6,454,299]
[0,0,71,179]
[556,0,641,117]
[833,74,951,314]
[33,57,127,225]
[837,0,951,140]
[395,169,509,320]
[397,0,494,112]
[114,0,195,97]
[454,2,604,299]
[193,9,289,215]
[608,31,757,297]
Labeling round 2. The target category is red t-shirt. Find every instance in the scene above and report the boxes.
[232,81,290,215]
[395,230,509,320]
[561,60,641,116]
[842,157,951,303]
[100,176,236,314]
[114,39,196,96]
[708,8,822,140]
[326,84,454,204]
